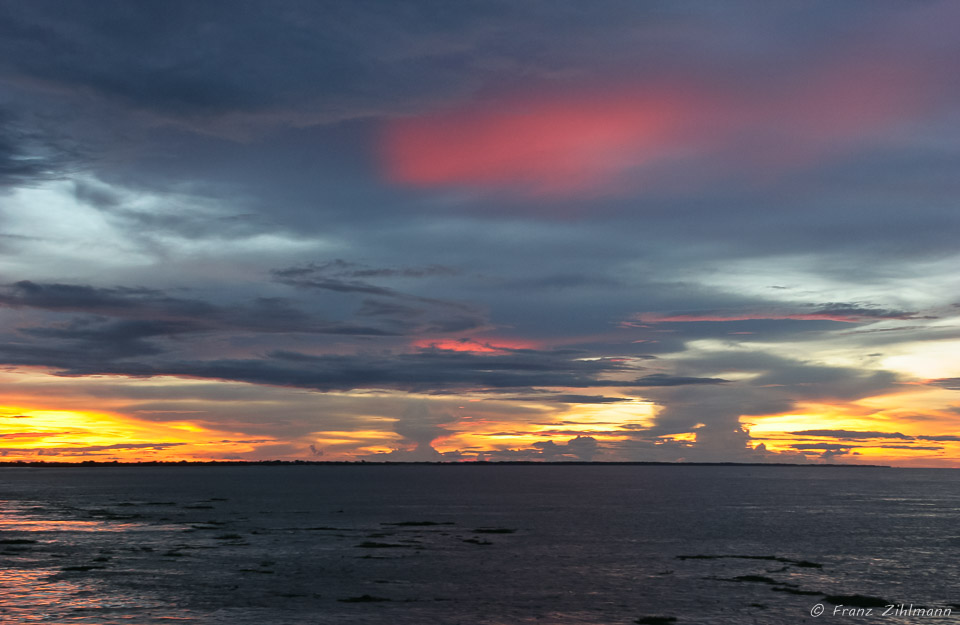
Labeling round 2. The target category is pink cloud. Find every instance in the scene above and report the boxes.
[380,40,942,198]
[381,86,698,197]
[411,337,539,353]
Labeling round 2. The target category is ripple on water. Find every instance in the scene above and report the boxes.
[0,501,193,624]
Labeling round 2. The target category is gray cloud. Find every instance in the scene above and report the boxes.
[381,401,457,461]
[0,279,477,339]
[502,394,634,404]
[929,378,960,391]
[0,281,727,392]
[789,430,913,440]
[0,108,78,187]
[791,443,855,452]
[144,351,725,394]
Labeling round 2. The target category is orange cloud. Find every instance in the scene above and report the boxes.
[412,337,539,353]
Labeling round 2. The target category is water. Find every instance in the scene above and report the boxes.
[1,465,957,624]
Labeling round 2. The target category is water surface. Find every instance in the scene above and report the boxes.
[1,465,957,624]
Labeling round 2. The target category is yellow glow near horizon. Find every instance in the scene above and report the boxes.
[1,361,958,466]
[744,397,960,467]
[0,405,277,462]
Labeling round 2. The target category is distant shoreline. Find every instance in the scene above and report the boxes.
[0,460,894,468]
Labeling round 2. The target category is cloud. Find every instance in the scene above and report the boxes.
[275,259,457,281]
[564,435,599,461]
[789,430,913,440]
[358,401,473,462]
[5,0,654,134]
[0,431,73,439]
[0,279,459,339]
[502,394,633,404]
[624,350,903,461]
[271,263,488,334]
[379,23,948,198]
[530,436,599,461]
[140,351,724,394]
[387,401,456,460]
[475,434,602,462]
[0,108,78,187]
[0,442,185,456]
[631,304,930,325]
[0,2,958,466]
[0,283,727,392]
[791,443,855,452]
[818,448,855,461]
[928,378,960,390]
[790,442,944,453]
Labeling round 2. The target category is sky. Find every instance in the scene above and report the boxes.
[1,0,959,466]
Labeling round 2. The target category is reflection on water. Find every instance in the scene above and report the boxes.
[1,513,138,533]
[0,501,180,624]
[1,568,107,623]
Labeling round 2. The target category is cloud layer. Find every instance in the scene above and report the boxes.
[1,1,959,464]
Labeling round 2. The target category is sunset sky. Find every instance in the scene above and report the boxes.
[1,1,959,466]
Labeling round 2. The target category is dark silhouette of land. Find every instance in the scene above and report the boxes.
[0,460,892,468]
